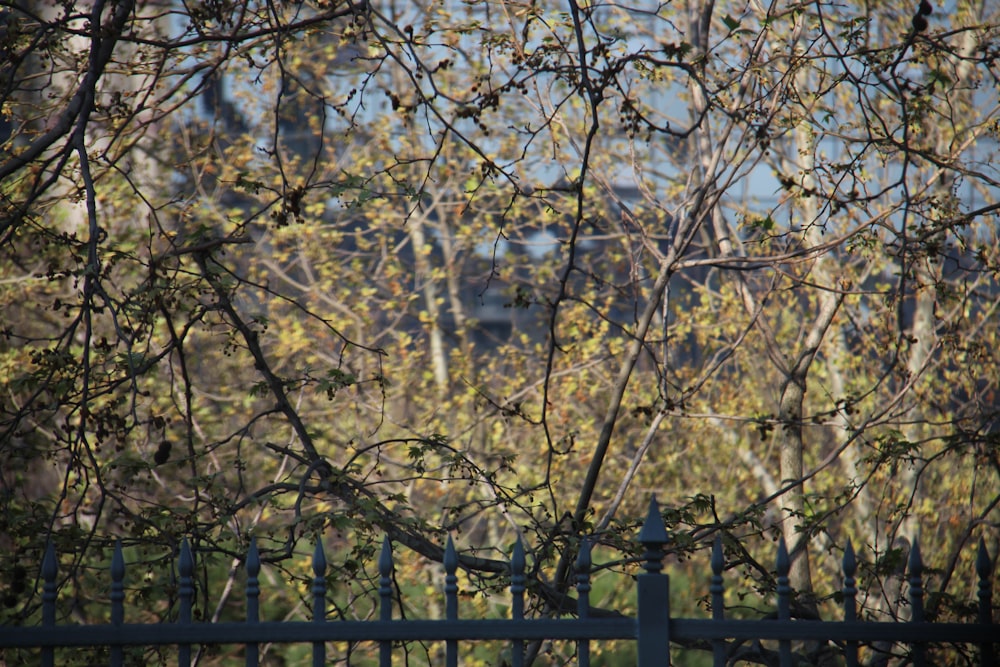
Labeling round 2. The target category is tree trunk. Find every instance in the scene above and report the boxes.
[408,214,449,392]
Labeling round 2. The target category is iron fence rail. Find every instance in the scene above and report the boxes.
[2,619,996,648]
[0,497,995,667]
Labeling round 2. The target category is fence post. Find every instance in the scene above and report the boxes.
[710,535,726,666]
[576,538,592,667]
[636,496,670,667]
[908,540,926,667]
[977,539,994,667]
[178,539,194,667]
[775,539,792,667]
[312,539,327,667]
[246,538,260,667]
[444,536,458,667]
[510,538,526,667]
[842,541,859,667]
[111,541,125,667]
[41,541,57,667]
[379,536,393,667]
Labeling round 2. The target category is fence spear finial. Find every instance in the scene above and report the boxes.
[41,541,57,629]
[638,496,669,574]
[638,496,668,545]
[976,537,993,626]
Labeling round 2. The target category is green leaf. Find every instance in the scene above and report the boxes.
[746,215,775,232]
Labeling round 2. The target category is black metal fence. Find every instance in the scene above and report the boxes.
[0,498,996,666]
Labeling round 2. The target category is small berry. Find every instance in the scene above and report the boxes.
[153,440,172,465]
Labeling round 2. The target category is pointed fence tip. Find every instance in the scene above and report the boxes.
[42,540,58,580]
[444,534,458,572]
[638,496,669,546]
[977,537,993,578]
[776,538,790,575]
[179,538,194,575]
[312,538,327,576]
[843,540,856,576]
[379,535,393,575]
[575,537,592,571]
[908,537,924,575]
[711,534,724,574]
[247,537,261,576]
[511,536,525,573]
[111,540,125,581]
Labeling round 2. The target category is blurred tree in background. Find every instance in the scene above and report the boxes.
[1,0,998,663]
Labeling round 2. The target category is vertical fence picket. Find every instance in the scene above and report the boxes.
[245,539,260,667]
[312,539,327,667]
[41,541,57,667]
[636,496,670,667]
[178,539,194,667]
[510,538,526,667]
[908,540,926,667]
[977,538,995,667]
[379,536,393,667]
[842,541,858,667]
[444,536,459,667]
[110,541,125,667]
[775,539,792,667]
[576,538,592,667]
[710,536,725,667]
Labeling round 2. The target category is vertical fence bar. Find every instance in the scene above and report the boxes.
[110,541,125,667]
[710,536,726,667]
[977,538,995,667]
[908,540,926,667]
[907,538,927,667]
[842,541,858,667]
[245,539,260,667]
[775,539,792,667]
[444,536,459,667]
[178,539,194,667]
[312,539,327,667]
[576,538,592,667]
[510,538,526,667]
[379,536,393,667]
[636,496,670,667]
[41,541,57,667]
